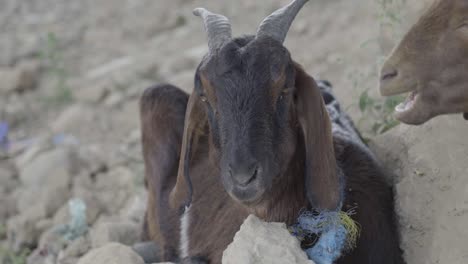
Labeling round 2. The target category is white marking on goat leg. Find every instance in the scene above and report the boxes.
[180,205,191,258]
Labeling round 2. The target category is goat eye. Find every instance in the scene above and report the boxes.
[200,95,208,102]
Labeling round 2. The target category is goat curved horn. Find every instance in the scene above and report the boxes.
[256,0,309,43]
[193,8,232,51]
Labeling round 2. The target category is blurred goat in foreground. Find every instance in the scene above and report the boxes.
[380,0,468,125]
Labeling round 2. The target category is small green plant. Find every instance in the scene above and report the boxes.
[0,223,6,239]
[358,90,404,135]
[348,0,407,137]
[40,32,73,105]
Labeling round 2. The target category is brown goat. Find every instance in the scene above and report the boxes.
[380,0,468,124]
[139,0,404,263]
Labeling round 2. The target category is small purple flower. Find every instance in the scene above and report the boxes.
[0,122,9,150]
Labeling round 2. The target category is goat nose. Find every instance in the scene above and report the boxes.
[380,66,398,82]
[229,162,260,186]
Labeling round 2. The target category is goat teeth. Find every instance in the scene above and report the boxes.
[395,91,417,113]
[395,102,406,112]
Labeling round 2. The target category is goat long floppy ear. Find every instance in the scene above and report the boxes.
[295,63,341,211]
[169,92,206,213]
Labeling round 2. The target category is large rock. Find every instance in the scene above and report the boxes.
[17,147,81,216]
[94,167,136,215]
[90,219,140,248]
[370,115,468,264]
[77,243,144,264]
[223,215,314,264]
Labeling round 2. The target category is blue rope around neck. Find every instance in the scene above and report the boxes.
[290,210,352,264]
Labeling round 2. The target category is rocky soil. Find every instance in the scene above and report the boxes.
[1,0,466,264]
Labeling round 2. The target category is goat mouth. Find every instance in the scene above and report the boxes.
[395,90,418,114]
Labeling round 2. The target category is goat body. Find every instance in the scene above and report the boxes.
[139,81,404,264]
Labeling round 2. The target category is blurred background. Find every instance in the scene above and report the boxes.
[0,0,438,264]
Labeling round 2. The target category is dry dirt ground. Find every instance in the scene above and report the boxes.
[1,0,466,264]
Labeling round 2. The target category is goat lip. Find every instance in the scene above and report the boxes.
[229,186,265,205]
[380,76,417,97]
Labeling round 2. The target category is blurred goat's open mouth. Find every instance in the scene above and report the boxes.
[383,87,432,125]
[395,90,419,115]
[379,74,426,123]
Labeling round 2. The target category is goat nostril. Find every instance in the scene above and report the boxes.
[381,69,398,81]
[250,168,258,181]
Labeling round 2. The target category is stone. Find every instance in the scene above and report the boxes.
[77,243,144,264]
[119,191,147,224]
[0,67,21,94]
[0,194,17,222]
[15,60,41,92]
[57,236,91,263]
[52,104,97,134]
[103,92,125,107]
[0,60,40,94]
[223,215,315,264]
[14,134,55,169]
[58,258,79,264]
[132,241,161,264]
[94,167,135,215]
[73,80,111,103]
[19,147,77,186]
[370,115,468,264]
[7,205,47,251]
[17,148,80,216]
[90,220,140,248]
[0,163,18,194]
[27,227,66,264]
[76,145,108,176]
[28,224,90,264]
[27,251,56,264]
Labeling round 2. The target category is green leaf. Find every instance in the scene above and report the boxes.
[359,91,369,112]
[384,95,405,110]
